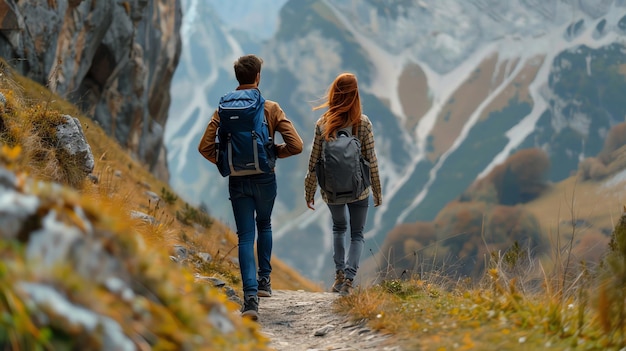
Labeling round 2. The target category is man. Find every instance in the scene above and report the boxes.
[198,54,303,320]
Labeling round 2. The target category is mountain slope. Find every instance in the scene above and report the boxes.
[166,0,626,283]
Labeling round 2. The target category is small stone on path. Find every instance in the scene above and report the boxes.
[314,324,335,336]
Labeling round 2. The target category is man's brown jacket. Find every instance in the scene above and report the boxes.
[198,85,303,165]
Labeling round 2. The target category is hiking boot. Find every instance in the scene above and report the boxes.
[339,278,353,296]
[241,295,259,321]
[331,270,345,293]
[257,276,272,297]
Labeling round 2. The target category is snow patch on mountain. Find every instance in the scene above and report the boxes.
[328,0,595,73]
[480,9,624,179]
[320,0,407,121]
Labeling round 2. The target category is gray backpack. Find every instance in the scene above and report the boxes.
[315,126,371,203]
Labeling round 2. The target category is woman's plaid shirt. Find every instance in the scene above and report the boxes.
[304,114,382,206]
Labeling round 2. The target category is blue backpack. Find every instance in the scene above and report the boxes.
[215,89,276,177]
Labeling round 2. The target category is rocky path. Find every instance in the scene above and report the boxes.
[258,290,402,351]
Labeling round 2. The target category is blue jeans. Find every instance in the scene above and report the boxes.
[327,198,369,280]
[229,172,277,296]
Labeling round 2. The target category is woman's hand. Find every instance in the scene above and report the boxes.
[374,197,382,207]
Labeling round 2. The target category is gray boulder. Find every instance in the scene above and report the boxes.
[56,114,95,175]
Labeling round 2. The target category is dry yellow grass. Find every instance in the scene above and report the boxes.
[336,270,611,350]
[337,156,626,349]
[523,176,623,257]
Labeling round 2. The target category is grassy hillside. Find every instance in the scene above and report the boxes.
[9,63,318,291]
[348,131,626,349]
[341,170,626,350]
[0,61,318,350]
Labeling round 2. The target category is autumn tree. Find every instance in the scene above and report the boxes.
[429,201,545,279]
[378,222,436,278]
[598,122,626,164]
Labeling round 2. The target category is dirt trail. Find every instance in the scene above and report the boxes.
[258,290,402,351]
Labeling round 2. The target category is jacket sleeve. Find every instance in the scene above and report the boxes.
[198,110,220,164]
[362,118,382,206]
[304,123,323,202]
[267,102,303,158]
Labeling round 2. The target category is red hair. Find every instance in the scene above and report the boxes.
[314,73,362,141]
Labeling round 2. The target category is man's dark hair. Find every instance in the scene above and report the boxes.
[234,55,263,85]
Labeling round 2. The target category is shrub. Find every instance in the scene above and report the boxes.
[377,222,436,278]
[160,186,178,205]
[429,202,545,279]
[579,157,609,180]
[598,122,626,164]
[176,202,213,228]
[596,211,626,347]
[483,148,550,205]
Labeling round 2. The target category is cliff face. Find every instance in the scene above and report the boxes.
[0,0,182,181]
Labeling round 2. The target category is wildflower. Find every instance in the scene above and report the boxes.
[519,336,527,343]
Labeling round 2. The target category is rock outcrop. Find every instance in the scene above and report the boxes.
[0,163,265,350]
[56,114,95,175]
[0,0,182,181]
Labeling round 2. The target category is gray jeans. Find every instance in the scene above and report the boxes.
[327,198,369,280]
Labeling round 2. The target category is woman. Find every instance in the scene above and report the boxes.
[304,73,382,295]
